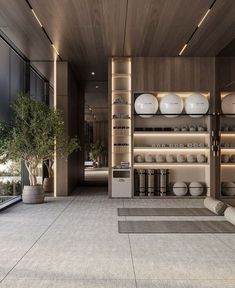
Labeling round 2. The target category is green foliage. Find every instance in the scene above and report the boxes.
[89,141,105,161]
[0,93,80,185]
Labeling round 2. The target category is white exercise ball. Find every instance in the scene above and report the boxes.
[185,93,209,118]
[189,182,204,196]
[159,93,183,117]
[134,94,158,118]
[221,94,235,117]
[173,182,188,196]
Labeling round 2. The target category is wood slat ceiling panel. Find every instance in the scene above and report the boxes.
[0,0,54,60]
[124,0,214,56]
[185,0,235,56]
[30,0,127,66]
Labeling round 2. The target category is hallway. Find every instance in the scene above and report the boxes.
[0,187,235,288]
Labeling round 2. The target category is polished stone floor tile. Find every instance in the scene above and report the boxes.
[1,279,136,288]
[136,279,235,288]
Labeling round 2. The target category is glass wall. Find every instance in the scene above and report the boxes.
[0,36,48,207]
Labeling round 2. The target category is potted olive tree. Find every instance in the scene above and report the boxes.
[89,141,105,168]
[0,93,79,204]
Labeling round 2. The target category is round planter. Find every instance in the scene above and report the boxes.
[22,185,44,204]
[43,177,54,193]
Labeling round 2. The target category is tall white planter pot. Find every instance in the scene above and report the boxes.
[22,185,44,204]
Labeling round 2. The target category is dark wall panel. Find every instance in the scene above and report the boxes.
[10,50,25,117]
[0,38,10,122]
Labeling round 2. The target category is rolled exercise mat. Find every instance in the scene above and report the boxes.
[225,206,235,226]
[204,197,227,215]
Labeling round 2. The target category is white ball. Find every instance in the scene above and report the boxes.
[185,93,209,118]
[222,182,235,196]
[173,182,188,196]
[159,94,183,117]
[222,94,235,117]
[135,94,158,118]
[189,182,203,196]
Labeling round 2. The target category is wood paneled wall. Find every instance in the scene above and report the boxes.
[132,57,214,92]
[56,62,84,196]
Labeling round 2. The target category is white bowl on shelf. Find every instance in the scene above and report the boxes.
[230,154,235,163]
[135,94,158,118]
[189,182,204,196]
[135,154,144,163]
[197,154,207,163]
[159,93,183,118]
[221,94,235,117]
[173,182,188,196]
[187,154,196,163]
[177,154,186,163]
[221,155,230,163]
[145,154,155,163]
[166,154,176,163]
[185,93,209,118]
[156,154,166,163]
[222,182,235,196]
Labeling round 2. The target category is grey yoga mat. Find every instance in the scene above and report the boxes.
[118,220,235,234]
[118,208,216,217]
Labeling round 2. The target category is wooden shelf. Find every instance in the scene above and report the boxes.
[133,163,209,167]
[112,73,131,78]
[134,147,209,150]
[133,195,206,199]
[134,131,208,135]
[113,103,130,106]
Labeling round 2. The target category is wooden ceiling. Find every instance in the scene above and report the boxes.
[0,0,235,80]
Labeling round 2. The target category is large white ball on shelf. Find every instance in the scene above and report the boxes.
[159,93,183,117]
[134,94,158,118]
[221,94,235,117]
[173,182,188,196]
[189,182,204,196]
[185,93,209,118]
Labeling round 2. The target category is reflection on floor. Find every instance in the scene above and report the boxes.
[84,167,108,184]
[0,186,235,288]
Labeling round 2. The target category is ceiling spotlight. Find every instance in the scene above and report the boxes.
[91,72,95,75]
[95,86,99,89]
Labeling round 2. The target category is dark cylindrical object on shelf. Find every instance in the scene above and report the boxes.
[159,169,170,196]
[154,169,160,195]
[139,169,146,196]
[147,169,155,196]
[134,169,139,196]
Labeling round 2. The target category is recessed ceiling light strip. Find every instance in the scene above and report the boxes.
[178,0,217,56]
[25,0,62,60]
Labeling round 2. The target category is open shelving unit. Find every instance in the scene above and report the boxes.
[219,92,235,202]
[132,92,211,198]
[109,58,132,198]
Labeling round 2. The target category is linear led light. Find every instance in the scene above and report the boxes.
[179,44,188,56]
[198,9,210,27]
[31,9,43,27]
[52,44,60,56]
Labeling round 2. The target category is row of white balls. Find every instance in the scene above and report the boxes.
[173,182,204,196]
[135,93,235,118]
[135,93,209,118]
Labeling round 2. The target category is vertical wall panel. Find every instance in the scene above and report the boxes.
[0,38,10,122]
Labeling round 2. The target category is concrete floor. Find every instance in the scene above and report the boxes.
[0,187,235,288]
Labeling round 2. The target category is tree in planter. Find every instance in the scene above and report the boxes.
[89,141,105,167]
[0,93,80,203]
